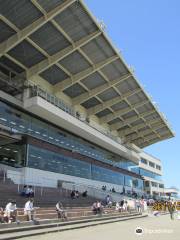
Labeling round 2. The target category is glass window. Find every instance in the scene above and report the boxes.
[149,161,155,168]
[27,145,139,186]
[31,118,48,140]
[91,165,124,185]
[139,168,162,181]
[151,182,158,187]
[0,143,26,168]
[145,181,150,187]
[0,100,140,178]
[156,165,161,170]
[141,158,147,164]
[28,145,91,179]
[0,101,10,126]
[125,175,132,187]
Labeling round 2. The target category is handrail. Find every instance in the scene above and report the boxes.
[2,167,168,201]
[61,180,144,200]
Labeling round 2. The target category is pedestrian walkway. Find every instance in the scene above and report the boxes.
[0,212,146,240]
[19,214,180,240]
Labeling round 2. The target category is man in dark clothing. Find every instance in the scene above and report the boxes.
[168,202,176,220]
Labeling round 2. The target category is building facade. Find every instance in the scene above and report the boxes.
[0,0,174,196]
[164,187,179,200]
[0,93,143,193]
[139,152,164,198]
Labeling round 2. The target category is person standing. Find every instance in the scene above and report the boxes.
[123,200,128,212]
[136,199,141,213]
[115,202,120,212]
[105,195,112,208]
[0,207,4,223]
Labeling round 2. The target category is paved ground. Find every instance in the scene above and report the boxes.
[20,214,180,240]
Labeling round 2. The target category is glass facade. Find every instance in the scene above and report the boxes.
[124,175,143,189]
[0,144,26,168]
[27,144,143,189]
[0,100,143,189]
[0,100,139,173]
[28,145,91,179]
[139,168,162,181]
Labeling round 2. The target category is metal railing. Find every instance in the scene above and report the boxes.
[1,167,144,201]
[29,85,122,145]
[0,168,69,197]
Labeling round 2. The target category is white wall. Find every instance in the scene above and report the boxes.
[2,166,142,194]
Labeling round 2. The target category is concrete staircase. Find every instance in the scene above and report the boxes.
[0,171,149,240]
[3,206,138,222]
[0,210,147,240]
[0,180,98,208]
[0,169,100,208]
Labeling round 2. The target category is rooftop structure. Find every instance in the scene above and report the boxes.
[0,0,174,149]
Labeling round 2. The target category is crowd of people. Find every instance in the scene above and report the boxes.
[1,184,179,224]
[0,199,68,224]
[1,197,179,224]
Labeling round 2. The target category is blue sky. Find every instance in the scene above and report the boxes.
[85,0,180,189]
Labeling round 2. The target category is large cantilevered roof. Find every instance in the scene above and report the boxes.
[0,0,174,148]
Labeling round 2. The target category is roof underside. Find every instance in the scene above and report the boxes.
[0,0,174,148]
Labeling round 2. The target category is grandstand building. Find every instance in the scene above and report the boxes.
[0,0,174,195]
[139,152,164,198]
[164,187,179,200]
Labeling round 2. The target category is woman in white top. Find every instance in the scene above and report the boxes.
[24,199,34,221]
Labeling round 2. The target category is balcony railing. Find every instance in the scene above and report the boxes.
[29,85,122,145]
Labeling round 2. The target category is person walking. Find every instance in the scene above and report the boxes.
[168,202,176,220]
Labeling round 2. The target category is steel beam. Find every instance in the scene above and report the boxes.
[87,88,141,116]
[72,73,132,105]
[53,55,119,92]
[140,134,172,148]
[0,0,76,57]
[110,109,155,131]
[101,100,150,124]
[26,30,101,79]
[119,119,163,136]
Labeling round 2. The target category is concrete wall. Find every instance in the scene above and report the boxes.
[139,151,163,176]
